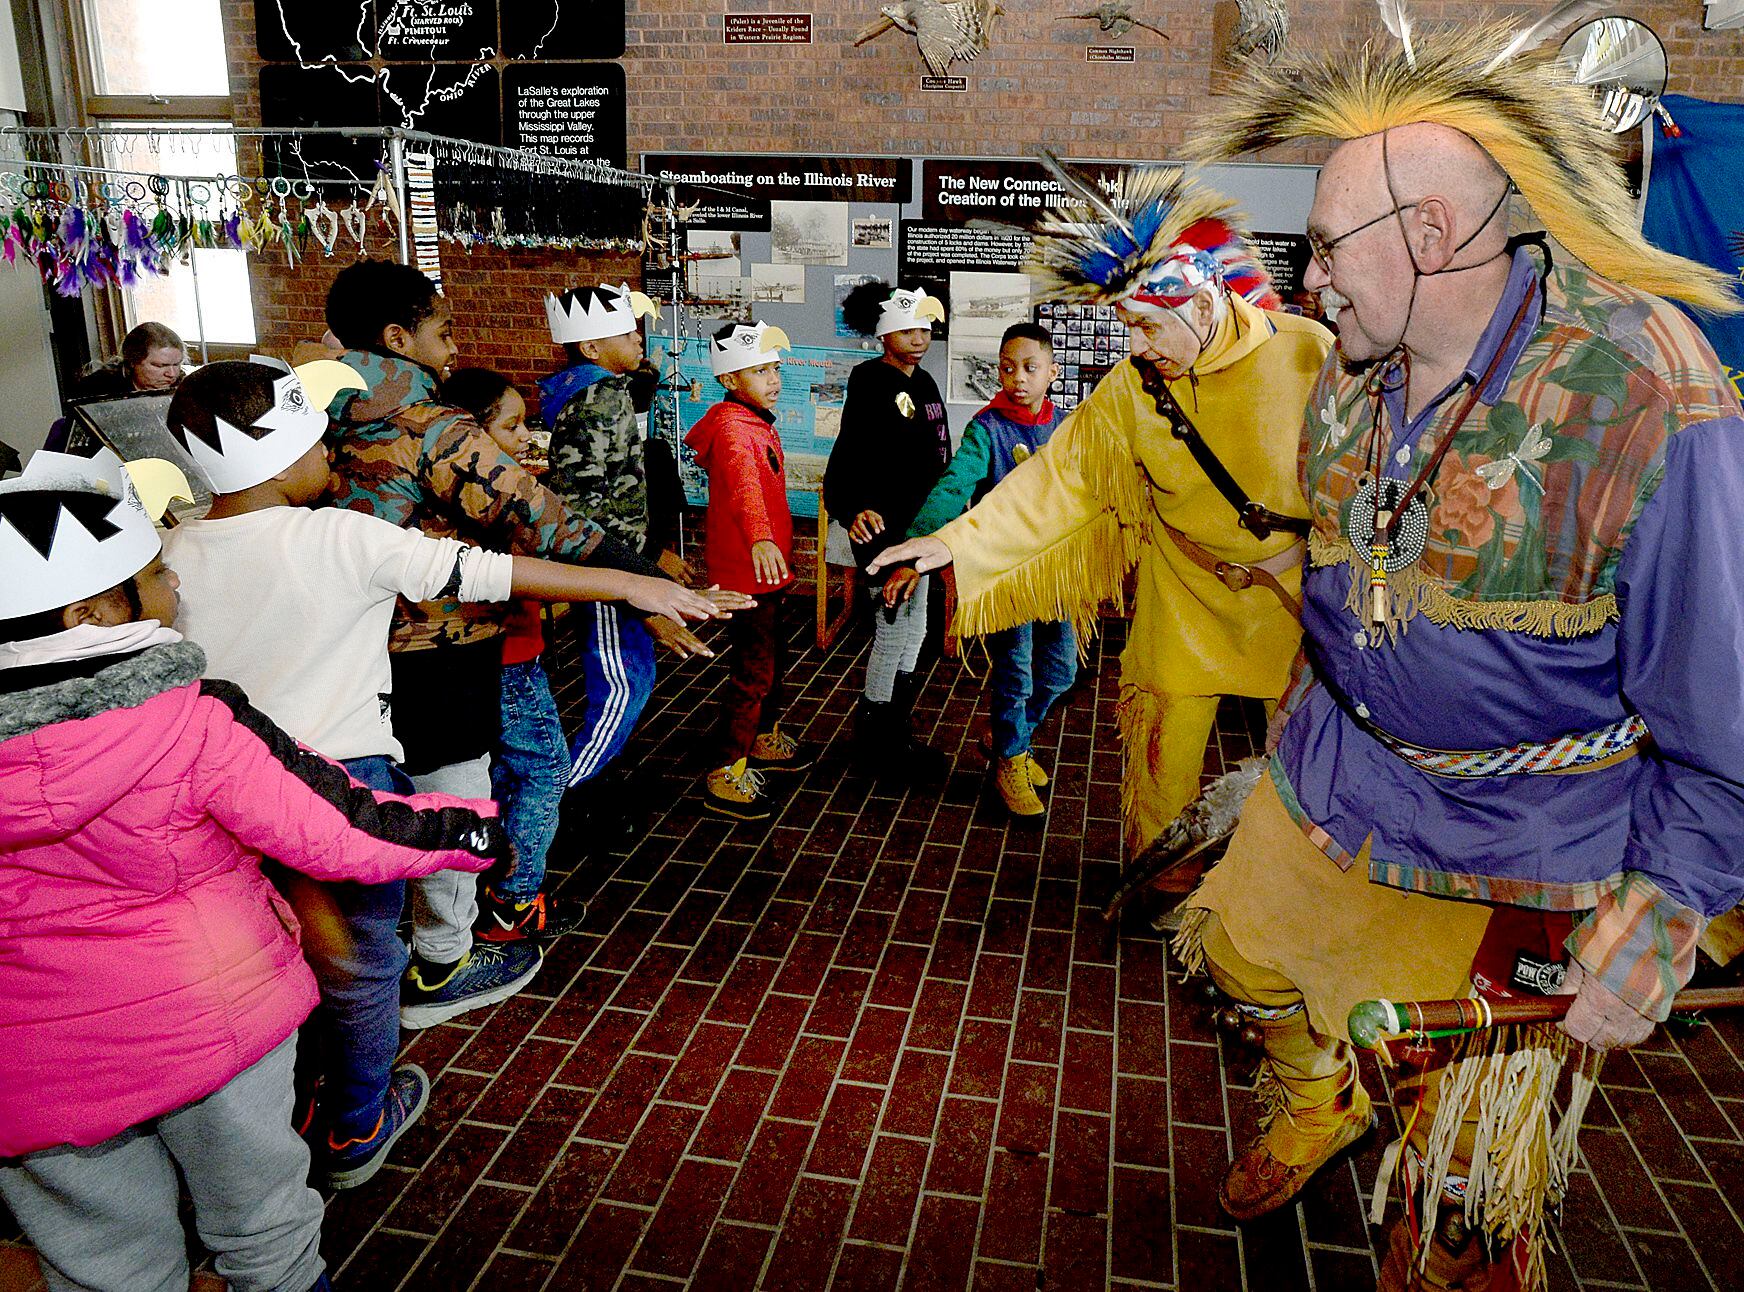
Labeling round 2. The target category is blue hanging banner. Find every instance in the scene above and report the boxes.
[1642,94,1744,401]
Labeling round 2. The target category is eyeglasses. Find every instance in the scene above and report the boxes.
[1306,202,1419,273]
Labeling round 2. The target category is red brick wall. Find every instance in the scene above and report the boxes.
[617,1,1743,159]
[247,247,642,393]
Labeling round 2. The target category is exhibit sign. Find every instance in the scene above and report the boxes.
[256,1,626,62]
[256,2,628,169]
[643,153,912,230]
[919,157,1131,223]
[723,13,813,43]
[1248,231,1312,304]
[505,63,627,167]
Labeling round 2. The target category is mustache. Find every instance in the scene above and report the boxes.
[1318,286,1352,318]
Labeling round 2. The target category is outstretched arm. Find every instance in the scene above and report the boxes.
[873,392,1146,641]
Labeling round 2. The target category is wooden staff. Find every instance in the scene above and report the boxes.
[1348,987,1744,1050]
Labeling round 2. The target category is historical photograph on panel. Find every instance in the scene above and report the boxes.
[750,263,807,304]
[949,271,1030,326]
[770,200,851,265]
[851,216,894,249]
[948,331,1004,405]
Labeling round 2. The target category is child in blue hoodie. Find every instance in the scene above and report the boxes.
[882,323,1074,820]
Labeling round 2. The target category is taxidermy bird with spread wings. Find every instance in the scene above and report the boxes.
[1059,3,1170,41]
[855,0,1004,77]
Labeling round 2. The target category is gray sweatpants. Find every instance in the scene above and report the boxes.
[0,1035,324,1292]
[408,753,491,962]
[865,574,929,703]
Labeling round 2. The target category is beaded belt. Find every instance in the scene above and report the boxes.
[1360,712,1649,778]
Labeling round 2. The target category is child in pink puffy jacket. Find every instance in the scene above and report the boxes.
[0,450,512,1292]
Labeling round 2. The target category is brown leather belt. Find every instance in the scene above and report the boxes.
[1162,523,1303,618]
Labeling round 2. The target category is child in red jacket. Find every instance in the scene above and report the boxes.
[684,322,813,820]
[0,449,509,1292]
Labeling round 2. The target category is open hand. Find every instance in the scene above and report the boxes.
[867,534,952,577]
[628,576,734,623]
[644,613,714,660]
[751,540,789,586]
[848,509,885,545]
[704,587,758,613]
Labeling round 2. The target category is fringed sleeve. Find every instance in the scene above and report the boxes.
[935,391,1148,644]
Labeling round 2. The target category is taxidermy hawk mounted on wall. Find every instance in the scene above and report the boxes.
[854,0,1005,78]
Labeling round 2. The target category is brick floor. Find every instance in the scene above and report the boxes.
[7,601,1744,1290]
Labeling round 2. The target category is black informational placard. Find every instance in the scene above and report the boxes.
[254,0,368,62]
[255,2,629,138]
[503,63,627,168]
[1249,232,1312,303]
[899,221,1032,275]
[642,154,911,230]
[258,64,384,181]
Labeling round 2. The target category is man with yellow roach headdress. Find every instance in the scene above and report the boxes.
[1172,6,1744,1288]
[870,167,1332,859]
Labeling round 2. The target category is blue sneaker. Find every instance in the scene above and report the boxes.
[321,1064,429,1190]
[398,940,544,1029]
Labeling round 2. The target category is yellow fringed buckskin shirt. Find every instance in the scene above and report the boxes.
[938,295,1332,702]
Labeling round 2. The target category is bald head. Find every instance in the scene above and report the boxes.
[1304,124,1517,366]
[1319,124,1512,274]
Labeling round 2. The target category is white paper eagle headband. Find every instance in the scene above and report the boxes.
[165,359,366,496]
[546,283,661,345]
[876,287,946,336]
[0,447,190,621]
[710,322,793,376]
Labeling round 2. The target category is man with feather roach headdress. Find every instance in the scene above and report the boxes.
[1166,3,1744,1288]
[870,164,1333,865]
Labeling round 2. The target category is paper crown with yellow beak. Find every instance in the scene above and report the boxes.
[710,322,792,376]
[546,283,661,345]
[875,287,946,336]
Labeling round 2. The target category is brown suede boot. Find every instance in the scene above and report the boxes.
[1218,1084,1375,1221]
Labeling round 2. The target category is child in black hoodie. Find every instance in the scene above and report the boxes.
[822,283,953,780]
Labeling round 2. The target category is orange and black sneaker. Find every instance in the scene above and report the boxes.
[474,888,586,943]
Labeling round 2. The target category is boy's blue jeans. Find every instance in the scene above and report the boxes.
[566,601,656,788]
[987,621,1079,759]
[491,657,569,902]
[283,753,413,1141]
